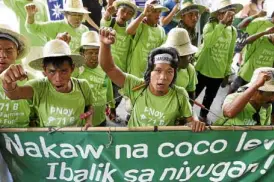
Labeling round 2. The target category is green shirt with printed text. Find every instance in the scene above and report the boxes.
[122,74,192,127]
[195,23,237,78]
[127,23,166,78]
[100,18,131,72]
[26,77,94,127]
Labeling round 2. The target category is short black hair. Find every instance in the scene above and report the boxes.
[144,47,179,86]
[43,56,73,68]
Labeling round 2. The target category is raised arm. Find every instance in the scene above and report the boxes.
[99,28,126,88]
[223,72,270,118]
[126,4,153,35]
[160,3,179,26]
[238,10,267,30]
[1,65,34,100]
[245,26,274,45]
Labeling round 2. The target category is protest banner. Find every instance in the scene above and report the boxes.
[0,126,274,182]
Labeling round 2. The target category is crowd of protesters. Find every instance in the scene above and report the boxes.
[0,0,274,132]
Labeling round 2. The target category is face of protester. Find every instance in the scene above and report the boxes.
[116,6,135,25]
[149,63,175,96]
[255,91,274,108]
[217,11,235,26]
[0,39,18,74]
[178,55,191,69]
[180,11,199,29]
[82,48,99,69]
[65,12,84,28]
[146,8,162,25]
[43,61,75,93]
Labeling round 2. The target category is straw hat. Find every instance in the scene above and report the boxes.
[245,67,274,92]
[210,0,243,17]
[113,0,139,15]
[0,24,29,60]
[29,39,85,71]
[162,28,197,56]
[60,0,90,14]
[77,31,100,51]
[175,0,206,20]
[139,0,169,13]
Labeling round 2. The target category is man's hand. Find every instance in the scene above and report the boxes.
[56,32,71,45]
[25,3,38,17]
[99,27,116,45]
[106,5,116,17]
[220,11,235,25]
[257,10,267,18]
[80,110,94,130]
[143,4,154,16]
[255,71,271,88]
[171,3,180,14]
[187,119,206,132]
[1,64,27,92]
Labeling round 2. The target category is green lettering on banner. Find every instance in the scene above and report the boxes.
[0,130,274,181]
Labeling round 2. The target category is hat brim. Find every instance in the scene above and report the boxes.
[162,43,198,56]
[28,54,85,71]
[114,1,139,14]
[139,5,169,13]
[0,27,30,60]
[244,82,274,92]
[210,4,243,17]
[175,5,206,20]
[60,8,90,14]
[76,43,100,52]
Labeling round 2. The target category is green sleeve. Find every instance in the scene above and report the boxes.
[202,22,226,48]
[225,27,237,76]
[264,106,272,125]
[121,74,144,101]
[177,87,192,118]
[185,65,197,92]
[100,18,111,27]
[246,20,261,35]
[25,21,75,40]
[25,78,46,107]
[106,77,115,108]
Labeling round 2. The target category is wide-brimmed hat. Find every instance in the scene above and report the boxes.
[245,67,274,92]
[210,0,243,17]
[175,0,206,20]
[162,28,197,56]
[0,24,29,60]
[29,39,85,71]
[114,0,139,15]
[77,31,100,51]
[60,0,90,14]
[139,0,169,13]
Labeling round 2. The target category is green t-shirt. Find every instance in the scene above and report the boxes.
[122,74,192,127]
[127,23,166,78]
[195,23,237,78]
[175,64,198,92]
[0,80,32,127]
[26,77,94,127]
[100,18,131,72]
[4,0,48,46]
[246,18,274,35]
[26,20,89,53]
[214,93,272,126]
[77,65,114,126]
[238,36,274,82]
